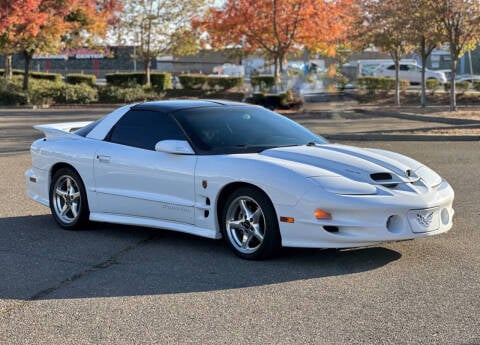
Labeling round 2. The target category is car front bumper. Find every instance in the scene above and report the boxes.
[275,181,454,248]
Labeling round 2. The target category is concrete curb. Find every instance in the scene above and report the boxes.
[352,108,480,125]
[324,133,480,142]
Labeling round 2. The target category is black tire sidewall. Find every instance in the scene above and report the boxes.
[221,187,281,260]
[49,167,89,230]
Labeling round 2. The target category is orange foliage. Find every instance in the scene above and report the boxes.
[0,0,121,53]
[195,0,354,57]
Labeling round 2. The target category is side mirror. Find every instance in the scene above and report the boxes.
[154,140,195,155]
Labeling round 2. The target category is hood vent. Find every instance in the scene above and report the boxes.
[371,172,392,181]
[370,172,398,188]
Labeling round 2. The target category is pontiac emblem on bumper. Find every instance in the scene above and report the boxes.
[417,212,434,227]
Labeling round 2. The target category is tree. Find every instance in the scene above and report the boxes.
[359,0,414,106]
[0,0,121,90]
[0,0,48,81]
[195,0,354,88]
[431,0,480,111]
[116,0,207,86]
[405,0,444,108]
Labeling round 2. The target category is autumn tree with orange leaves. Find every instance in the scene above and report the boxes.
[0,0,121,90]
[195,0,354,87]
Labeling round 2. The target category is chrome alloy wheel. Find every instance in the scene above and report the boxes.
[225,196,266,254]
[52,175,82,224]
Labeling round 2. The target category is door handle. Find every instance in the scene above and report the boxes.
[96,154,111,163]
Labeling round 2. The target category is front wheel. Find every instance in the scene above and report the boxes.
[49,167,90,230]
[222,187,281,260]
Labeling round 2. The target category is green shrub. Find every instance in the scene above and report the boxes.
[28,79,97,105]
[444,81,471,93]
[98,85,159,103]
[150,73,171,90]
[250,75,275,90]
[178,74,209,90]
[0,77,97,105]
[106,72,143,86]
[473,80,480,91]
[335,75,349,91]
[30,71,62,82]
[426,79,440,93]
[0,69,25,77]
[63,84,98,104]
[245,90,300,109]
[206,76,244,90]
[0,69,62,82]
[357,77,409,95]
[0,78,27,105]
[66,73,97,87]
[177,75,243,91]
[106,72,171,90]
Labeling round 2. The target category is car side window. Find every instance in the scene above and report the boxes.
[387,65,395,70]
[400,65,409,71]
[107,109,186,150]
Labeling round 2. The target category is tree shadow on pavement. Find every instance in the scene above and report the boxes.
[0,214,401,301]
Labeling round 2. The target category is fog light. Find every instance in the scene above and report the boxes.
[386,215,403,234]
[314,209,332,220]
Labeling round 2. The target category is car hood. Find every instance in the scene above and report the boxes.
[259,144,432,186]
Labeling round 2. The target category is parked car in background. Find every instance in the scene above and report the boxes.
[373,63,447,84]
[454,74,480,83]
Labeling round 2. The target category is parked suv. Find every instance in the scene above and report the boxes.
[373,63,447,84]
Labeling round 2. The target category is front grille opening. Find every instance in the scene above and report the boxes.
[371,172,392,181]
[324,226,339,233]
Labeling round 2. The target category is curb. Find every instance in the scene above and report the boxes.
[353,108,480,125]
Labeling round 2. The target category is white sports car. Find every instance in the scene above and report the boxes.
[25,100,454,259]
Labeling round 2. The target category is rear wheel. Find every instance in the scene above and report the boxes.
[222,187,281,260]
[49,167,89,230]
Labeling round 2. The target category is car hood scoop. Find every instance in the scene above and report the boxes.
[260,144,422,185]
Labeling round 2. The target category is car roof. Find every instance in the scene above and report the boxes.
[132,100,246,112]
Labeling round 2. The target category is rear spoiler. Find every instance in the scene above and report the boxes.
[33,121,92,139]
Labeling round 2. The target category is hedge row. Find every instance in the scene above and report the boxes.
[178,75,243,90]
[444,81,471,92]
[66,73,96,86]
[357,76,410,94]
[0,69,62,82]
[0,77,97,105]
[105,72,172,90]
[98,85,159,103]
[426,79,441,92]
[250,75,275,90]
[245,90,301,110]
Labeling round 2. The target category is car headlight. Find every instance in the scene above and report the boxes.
[309,176,377,195]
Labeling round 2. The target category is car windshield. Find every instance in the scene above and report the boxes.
[173,106,327,154]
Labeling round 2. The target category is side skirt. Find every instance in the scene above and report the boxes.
[89,212,221,239]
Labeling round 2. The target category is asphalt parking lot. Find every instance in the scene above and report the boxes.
[0,107,479,344]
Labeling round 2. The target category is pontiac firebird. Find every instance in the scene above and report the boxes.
[25,100,454,259]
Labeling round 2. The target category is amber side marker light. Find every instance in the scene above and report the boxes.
[314,209,332,220]
[280,216,295,223]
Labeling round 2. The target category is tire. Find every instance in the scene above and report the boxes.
[221,187,281,260]
[49,167,90,230]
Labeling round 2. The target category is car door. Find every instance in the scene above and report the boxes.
[406,64,420,83]
[93,109,196,224]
